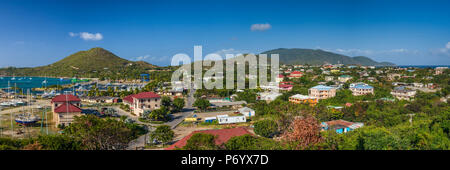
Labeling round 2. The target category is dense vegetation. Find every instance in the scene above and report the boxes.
[261,48,395,66]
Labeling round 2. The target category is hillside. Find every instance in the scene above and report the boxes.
[0,47,158,78]
[261,48,395,66]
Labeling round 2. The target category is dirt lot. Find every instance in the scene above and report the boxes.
[172,125,214,141]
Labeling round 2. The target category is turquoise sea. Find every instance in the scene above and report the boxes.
[0,77,72,93]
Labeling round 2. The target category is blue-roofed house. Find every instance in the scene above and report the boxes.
[349,82,374,96]
[308,85,337,99]
[321,120,364,134]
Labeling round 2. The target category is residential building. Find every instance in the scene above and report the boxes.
[276,74,285,82]
[289,94,318,106]
[349,82,374,96]
[338,75,352,83]
[321,120,364,134]
[257,91,282,102]
[51,94,82,127]
[435,67,448,75]
[391,86,416,100]
[287,71,303,79]
[123,92,161,116]
[238,107,255,117]
[325,76,334,82]
[309,85,337,99]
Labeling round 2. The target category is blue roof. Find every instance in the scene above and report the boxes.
[353,84,374,89]
[311,85,335,90]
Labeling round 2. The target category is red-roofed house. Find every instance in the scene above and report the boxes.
[123,92,161,116]
[276,74,285,82]
[279,84,293,91]
[165,127,252,150]
[51,94,82,127]
[287,71,303,79]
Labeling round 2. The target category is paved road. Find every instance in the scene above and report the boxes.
[127,86,196,150]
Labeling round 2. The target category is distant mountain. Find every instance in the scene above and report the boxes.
[0,47,158,77]
[260,48,395,66]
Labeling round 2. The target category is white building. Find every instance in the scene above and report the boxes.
[238,107,255,117]
[217,115,246,124]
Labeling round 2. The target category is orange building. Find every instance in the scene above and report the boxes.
[289,94,318,106]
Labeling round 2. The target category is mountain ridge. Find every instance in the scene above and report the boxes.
[261,48,395,66]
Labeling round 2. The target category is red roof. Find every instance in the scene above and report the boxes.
[280,81,293,85]
[165,127,252,150]
[51,94,81,103]
[133,92,160,99]
[123,94,135,104]
[279,84,293,88]
[278,74,285,78]
[291,71,303,75]
[123,92,160,104]
[54,103,82,113]
[325,120,354,127]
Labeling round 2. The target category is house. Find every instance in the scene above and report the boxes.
[330,69,340,74]
[338,75,352,83]
[387,73,401,81]
[287,71,303,79]
[289,94,318,106]
[325,76,334,82]
[51,94,82,127]
[217,114,246,124]
[257,91,282,102]
[435,67,448,75]
[238,107,255,118]
[123,92,161,117]
[308,85,337,99]
[279,84,293,91]
[391,86,416,100]
[165,127,252,150]
[276,74,285,82]
[349,83,374,96]
[321,120,364,134]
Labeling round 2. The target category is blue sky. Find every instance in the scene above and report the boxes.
[0,0,449,67]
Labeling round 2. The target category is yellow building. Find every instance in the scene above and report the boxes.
[289,94,318,106]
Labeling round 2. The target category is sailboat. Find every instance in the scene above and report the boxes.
[15,90,39,125]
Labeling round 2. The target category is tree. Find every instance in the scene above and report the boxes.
[193,99,210,111]
[172,98,185,113]
[281,116,322,149]
[161,96,172,107]
[64,115,140,150]
[254,120,278,138]
[150,125,174,145]
[149,106,171,121]
[183,133,218,150]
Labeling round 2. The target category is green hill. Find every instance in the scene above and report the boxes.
[261,48,395,66]
[0,47,158,78]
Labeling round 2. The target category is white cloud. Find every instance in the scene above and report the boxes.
[131,54,165,62]
[335,48,374,56]
[69,32,103,41]
[250,23,272,31]
[439,42,450,53]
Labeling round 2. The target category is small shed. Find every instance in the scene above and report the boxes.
[204,117,217,123]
